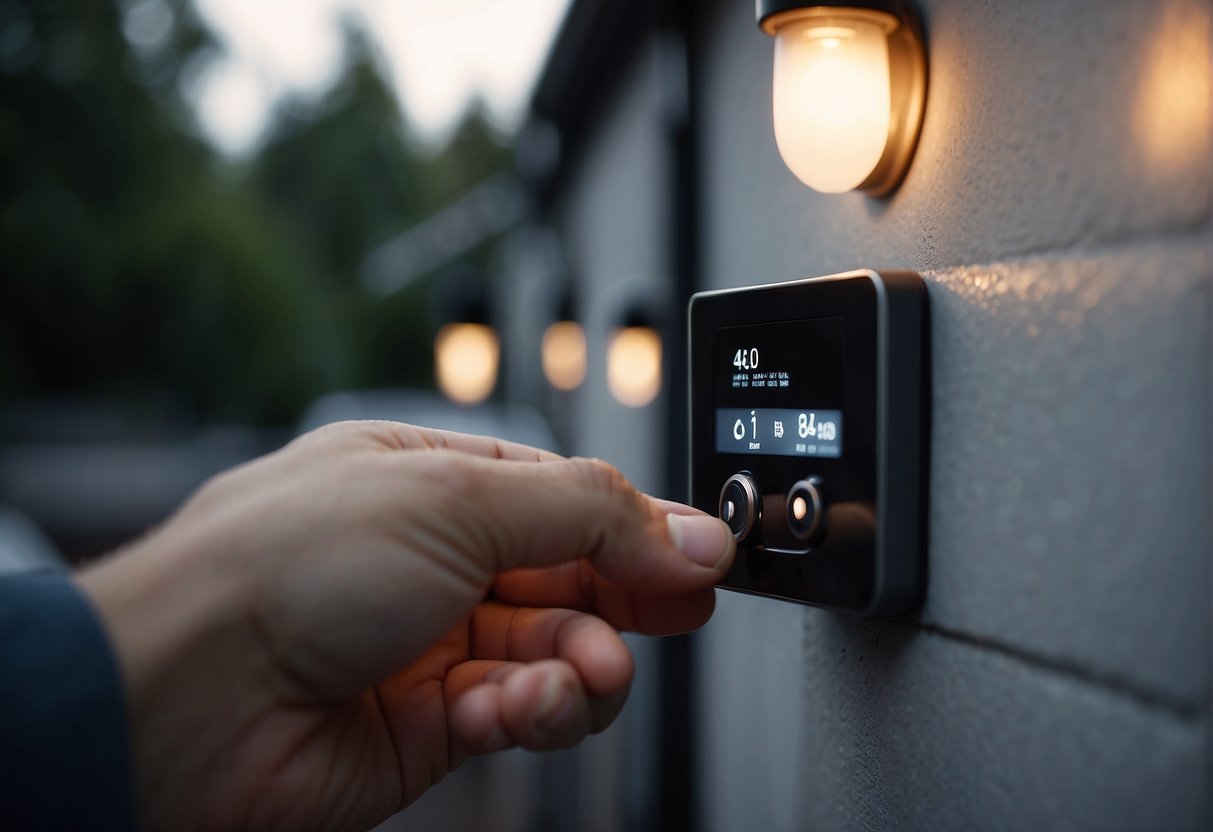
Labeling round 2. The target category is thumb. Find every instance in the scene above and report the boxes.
[401,453,735,594]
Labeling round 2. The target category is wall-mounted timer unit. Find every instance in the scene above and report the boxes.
[689,270,928,616]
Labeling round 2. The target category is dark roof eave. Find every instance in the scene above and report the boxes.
[524,0,654,202]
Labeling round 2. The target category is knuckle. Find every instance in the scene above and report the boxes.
[567,457,633,501]
[564,457,648,559]
[412,451,482,504]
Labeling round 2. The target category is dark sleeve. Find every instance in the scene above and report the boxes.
[0,570,139,830]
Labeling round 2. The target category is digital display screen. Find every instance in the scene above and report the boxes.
[715,408,842,457]
[713,317,845,459]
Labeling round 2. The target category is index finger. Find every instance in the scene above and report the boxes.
[398,453,735,595]
[491,496,720,634]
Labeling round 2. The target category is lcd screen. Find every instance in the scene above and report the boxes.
[713,317,844,459]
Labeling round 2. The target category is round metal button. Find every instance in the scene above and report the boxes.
[719,472,761,543]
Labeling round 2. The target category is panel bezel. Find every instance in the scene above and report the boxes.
[688,269,927,616]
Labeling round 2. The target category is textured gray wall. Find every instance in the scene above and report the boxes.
[694,0,1212,828]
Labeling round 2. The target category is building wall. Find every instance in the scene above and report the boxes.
[531,0,1210,828]
[557,47,670,498]
[693,0,1211,829]
[552,45,673,830]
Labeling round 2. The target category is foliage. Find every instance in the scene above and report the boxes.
[0,0,510,426]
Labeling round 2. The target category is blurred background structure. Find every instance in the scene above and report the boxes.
[0,1,672,828]
[3,0,1212,829]
[0,0,565,560]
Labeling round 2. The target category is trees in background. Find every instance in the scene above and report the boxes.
[0,0,509,427]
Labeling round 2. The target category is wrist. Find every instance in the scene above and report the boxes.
[78,533,248,706]
[78,530,263,830]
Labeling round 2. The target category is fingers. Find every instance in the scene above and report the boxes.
[446,659,627,754]
[396,453,735,596]
[647,496,708,517]
[492,562,718,635]
[301,420,733,598]
[445,603,635,754]
[486,492,726,634]
[467,603,634,694]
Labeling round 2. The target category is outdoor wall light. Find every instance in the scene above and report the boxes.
[608,310,662,408]
[431,268,499,406]
[542,297,587,392]
[757,0,926,195]
[435,321,500,405]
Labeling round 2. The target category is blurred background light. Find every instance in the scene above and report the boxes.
[122,0,175,54]
[435,322,500,405]
[189,0,573,155]
[542,320,587,391]
[607,325,662,408]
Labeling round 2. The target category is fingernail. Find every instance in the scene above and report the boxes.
[536,674,575,732]
[667,513,731,569]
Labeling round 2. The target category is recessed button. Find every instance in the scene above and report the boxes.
[786,477,825,543]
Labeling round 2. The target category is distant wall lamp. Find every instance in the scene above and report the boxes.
[542,297,587,392]
[757,0,927,195]
[435,322,499,405]
[607,309,662,409]
[432,268,498,406]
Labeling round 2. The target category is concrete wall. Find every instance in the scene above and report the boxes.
[693,0,1211,828]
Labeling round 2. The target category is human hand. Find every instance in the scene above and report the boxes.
[78,421,734,831]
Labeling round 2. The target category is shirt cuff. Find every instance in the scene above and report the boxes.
[0,570,139,830]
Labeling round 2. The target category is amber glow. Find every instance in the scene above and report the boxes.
[607,326,662,408]
[542,320,588,391]
[772,12,893,193]
[1132,4,1211,179]
[792,495,809,521]
[434,323,499,405]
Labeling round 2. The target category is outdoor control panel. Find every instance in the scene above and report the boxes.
[689,270,928,616]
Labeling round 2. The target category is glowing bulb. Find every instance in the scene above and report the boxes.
[434,322,499,405]
[792,496,809,521]
[542,320,587,391]
[772,13,894,193]
[811,26,854,49]
[607,326,662,408]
